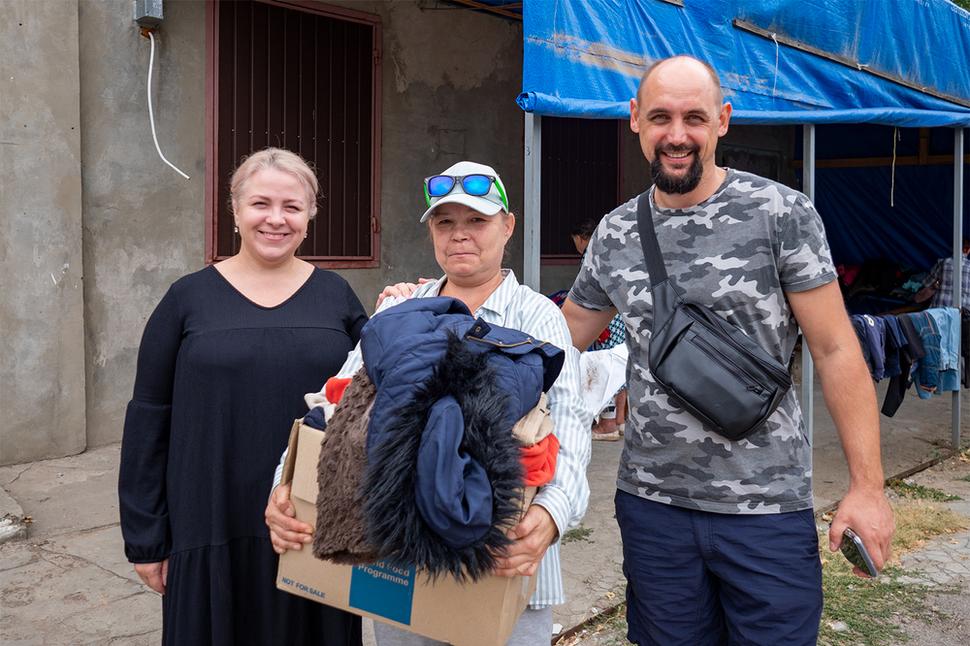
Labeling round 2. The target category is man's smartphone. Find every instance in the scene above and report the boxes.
[840,528,879,577]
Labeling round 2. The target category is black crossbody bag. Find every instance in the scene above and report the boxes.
[636,191,792,440]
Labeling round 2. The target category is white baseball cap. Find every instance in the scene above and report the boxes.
[419,161,509,223]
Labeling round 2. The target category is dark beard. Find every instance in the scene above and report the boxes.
[650,145,703,194]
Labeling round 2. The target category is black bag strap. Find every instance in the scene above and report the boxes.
[636,191,678,325]
[635,190,668,284]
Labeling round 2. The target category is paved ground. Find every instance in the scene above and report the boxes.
[0,376,964,645]
[895,459,970,646]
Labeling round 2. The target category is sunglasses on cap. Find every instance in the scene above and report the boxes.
[423,174,509,210]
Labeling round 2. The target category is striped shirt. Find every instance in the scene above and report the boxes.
[925,255,970,309]
[275,270,591,607]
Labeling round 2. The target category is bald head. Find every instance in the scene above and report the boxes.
[637,56,723,110]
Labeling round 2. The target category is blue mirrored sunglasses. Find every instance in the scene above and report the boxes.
[423,174,508,210]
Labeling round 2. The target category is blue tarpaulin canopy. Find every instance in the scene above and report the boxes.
[517,0,970,127]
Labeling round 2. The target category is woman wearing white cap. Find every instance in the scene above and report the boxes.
[266,160,592,645]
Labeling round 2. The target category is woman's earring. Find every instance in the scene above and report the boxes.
[233,225,239,234]
[304,233,308,239]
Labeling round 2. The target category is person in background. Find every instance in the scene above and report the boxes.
[119,148,366,646]
[914,238,970,308]
[266,160,591,646]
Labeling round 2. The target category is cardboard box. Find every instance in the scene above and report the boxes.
[277,421,538,646]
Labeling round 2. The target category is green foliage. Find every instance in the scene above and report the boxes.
[818,562,942,645]
[562,526,594,544]
[887,479,961,502]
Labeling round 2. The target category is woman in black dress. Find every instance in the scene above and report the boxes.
[119,148,366,645]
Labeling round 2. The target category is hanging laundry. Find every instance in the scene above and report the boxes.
[910,308,961,399]
[850,314,884,380]
[881,313,927,417]
[882,316,905,380]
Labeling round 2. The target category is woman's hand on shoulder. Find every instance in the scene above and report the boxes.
[134,559,168,594]
[375,278,432,309]
[265,484,313,554]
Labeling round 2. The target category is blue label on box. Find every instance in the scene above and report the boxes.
[349,561,416,625]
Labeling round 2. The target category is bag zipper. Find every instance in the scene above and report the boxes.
[466,335,545,349]
[682,308,790,383]
[688,333,765,394]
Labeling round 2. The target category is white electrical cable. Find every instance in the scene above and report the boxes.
[890,127,899,207]
[147,31,190,180]
[771,32,779,98]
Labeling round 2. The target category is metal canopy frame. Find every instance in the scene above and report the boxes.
[522,116,965,449]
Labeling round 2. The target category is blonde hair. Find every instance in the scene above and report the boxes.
[229,147,319,218]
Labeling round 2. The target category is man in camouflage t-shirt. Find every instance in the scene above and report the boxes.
[563,56,894,645]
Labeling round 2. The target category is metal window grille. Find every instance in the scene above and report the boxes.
[540,117,620,259]
[212,0,380,264]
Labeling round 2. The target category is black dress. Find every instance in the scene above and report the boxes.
[119,266,367,646]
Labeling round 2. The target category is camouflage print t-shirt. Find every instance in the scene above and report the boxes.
[569,169,836,514]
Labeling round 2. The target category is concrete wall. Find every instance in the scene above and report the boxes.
[0,1,87,464]
[78,0,206,448]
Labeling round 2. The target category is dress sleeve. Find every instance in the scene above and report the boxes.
[344,280,368,344]
[118,285,183,563]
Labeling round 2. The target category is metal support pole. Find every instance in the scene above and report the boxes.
[801,124,816,444]
[952,128,964,450]
[523,113,542,291]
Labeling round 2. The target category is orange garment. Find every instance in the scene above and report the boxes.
[520,433,559,487]
[325,376,353,404]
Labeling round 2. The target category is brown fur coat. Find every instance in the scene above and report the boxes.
[312,368,380,563]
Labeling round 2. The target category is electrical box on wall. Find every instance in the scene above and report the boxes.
[134,0,163,28]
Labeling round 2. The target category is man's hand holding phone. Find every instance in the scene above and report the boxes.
[838,527,879,577]
[829,486,894,578]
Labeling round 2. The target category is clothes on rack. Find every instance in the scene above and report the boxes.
[912,308,961,398]
[850,308,962,417]
[853,314,887,381]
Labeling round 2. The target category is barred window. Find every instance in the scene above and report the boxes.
[207,0,381,267]
[541,117,620,261]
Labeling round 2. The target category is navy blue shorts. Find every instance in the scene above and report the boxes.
[614,490,822,646]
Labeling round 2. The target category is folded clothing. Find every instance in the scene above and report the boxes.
[303,406,328,431]
[325,376,352,405]
[360,297,564,582]
[511,393,553,446]
[414,395,493,550]
[520,434,559,487]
